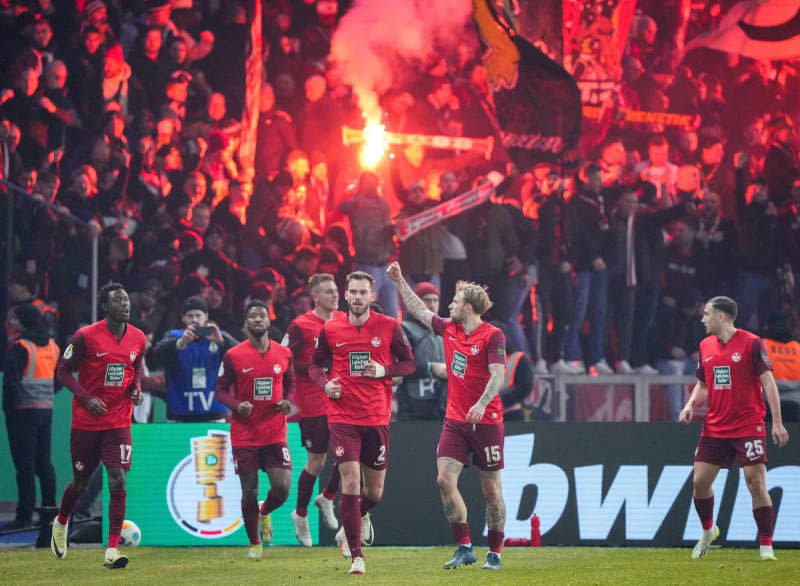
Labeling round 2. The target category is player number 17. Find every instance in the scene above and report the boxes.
[119,444,132,464]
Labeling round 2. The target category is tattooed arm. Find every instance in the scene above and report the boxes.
[465,363,506,424]
[386,261,434,329]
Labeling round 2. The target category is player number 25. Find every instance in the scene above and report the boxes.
[483,445,501,463]
[119,444,132,464]
[745,439,763,460]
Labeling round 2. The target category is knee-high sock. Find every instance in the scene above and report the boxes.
[56,483,81,525]
[242,496,260,545]
[259,489,285,516]
[753,506,774,546]
[340,494,362,559]
[107,489,126,549]
[360,494,378,517]
[322,465,340,500]
[488,529,504,554]
[693,495,714,531]
[450,522,471,546]
[295,470,316,517]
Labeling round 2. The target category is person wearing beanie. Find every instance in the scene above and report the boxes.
[3,304,60,530]
[153,295,237,422]
[396,282,447,421]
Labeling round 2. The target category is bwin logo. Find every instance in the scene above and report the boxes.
[492,433,800,544]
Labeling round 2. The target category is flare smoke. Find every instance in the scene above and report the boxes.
[330,0,474,124]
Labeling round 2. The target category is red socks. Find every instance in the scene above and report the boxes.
[450,522,471,546]
[488,529,504,554]
[56,483,81,525]
[108,489,126,548]
[753,506,774,546]
[693,495,714,531]
[322,465,340,501]
[340,494,363,559]
[259,489,285,516]
[241,495,260,546]
[295,470,316,517]
[360,494,378,517]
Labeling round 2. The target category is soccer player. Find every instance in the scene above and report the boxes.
[309,271,414,575]
[283,274,345,546]
[51,283,146,569]
[388,262,507,570]
[214,300,294,559]
[680,296,789,560]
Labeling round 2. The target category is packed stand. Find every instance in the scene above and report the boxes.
[1,1,800,426]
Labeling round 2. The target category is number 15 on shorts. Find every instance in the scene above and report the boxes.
[484,444,501,465]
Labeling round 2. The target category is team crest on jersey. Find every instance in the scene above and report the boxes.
[335,445,344,457]
[471,344,480,355]
[273,364,282,374]
[130,350,137,362]
[731,352,742,362]
[371,336,382,347]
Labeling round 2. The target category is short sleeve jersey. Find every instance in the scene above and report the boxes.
[61,320,146,430]
[315,312,403,426]
[696,329,772,438]
[218,340,293,447]
[286,310,346,418]
[432,315,506,424]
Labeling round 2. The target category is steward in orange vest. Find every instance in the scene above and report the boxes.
[2,304,60,529]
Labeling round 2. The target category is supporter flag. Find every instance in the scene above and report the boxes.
[239,0,262,181]
[685,0,800,60]
[473,0,582,167]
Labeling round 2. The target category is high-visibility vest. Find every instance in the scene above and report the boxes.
[763,338,800,383]
[12,338,60,409]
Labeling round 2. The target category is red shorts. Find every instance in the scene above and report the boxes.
[233,442,292,475]
[437,418,505,471]
[299,415,330,454]
[328,423,389,470]
[695,435,768,468]
[70,427,132,477]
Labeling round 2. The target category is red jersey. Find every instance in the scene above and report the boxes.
[432,315,506,424]
[696,329,772,438]
[285,310,346,418]
[57,320,145,431]
[310,312,414,426]
[215,340,294,447]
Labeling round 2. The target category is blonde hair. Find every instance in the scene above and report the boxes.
[455,280,493,315]
[308,273,335,291]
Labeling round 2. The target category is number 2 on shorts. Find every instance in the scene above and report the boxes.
[119,444,132,464]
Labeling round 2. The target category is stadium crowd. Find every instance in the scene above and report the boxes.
[2,0,800,421]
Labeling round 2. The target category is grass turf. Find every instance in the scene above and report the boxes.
[1,545,797,585]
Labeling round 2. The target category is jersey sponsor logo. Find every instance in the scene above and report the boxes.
[64,344,73,359]
[104,363,126,386]
[496,344,506,359]
[731,352,742,363]
[253,377,274,400]
[349,351,370,376]
[713,365,731,389]
[451,350,468,378]
[471,344,480,355]
[96,351,109,357]
[166,430,242,539]
[371,336,382,348]
[273,364,282,374]
[335,445,344,457]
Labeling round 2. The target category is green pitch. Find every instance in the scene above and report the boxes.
[1,546,798,585]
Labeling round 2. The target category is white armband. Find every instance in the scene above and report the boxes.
[374,363,385,378]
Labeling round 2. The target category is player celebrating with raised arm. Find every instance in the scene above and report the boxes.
[283,273,346,546]
[309,271,414,575]
[214,300,294,559]
[51,283,146,569]
[680,296,789,561]
[388,262,507,571]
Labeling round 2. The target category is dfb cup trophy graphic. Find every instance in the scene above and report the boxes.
[193,433,228,523]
